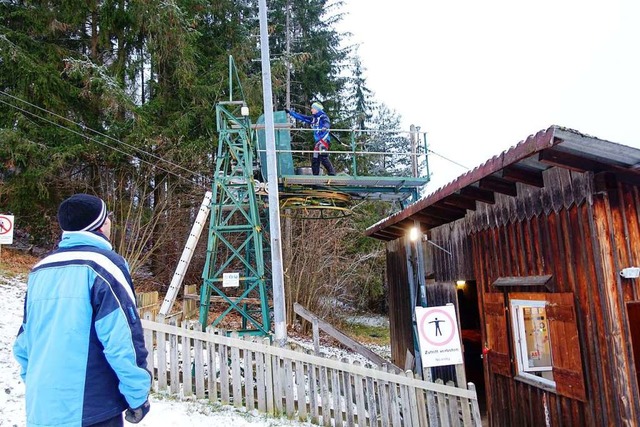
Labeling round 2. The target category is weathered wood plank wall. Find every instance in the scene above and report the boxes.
[430,221,474,282]
[463,169,640,426]
[386,239,415,369]
[474,206,596,426]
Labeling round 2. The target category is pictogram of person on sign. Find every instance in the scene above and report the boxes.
[429,317,445,336]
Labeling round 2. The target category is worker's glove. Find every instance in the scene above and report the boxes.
[125,399,150,424]
[284,108,290,114]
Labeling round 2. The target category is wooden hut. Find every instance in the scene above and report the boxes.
[366,126,640,426]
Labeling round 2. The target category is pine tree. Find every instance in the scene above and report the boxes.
[365,104,412,176]
[0,0,137,241]
[268,0,348,111]
[342,50,374,130]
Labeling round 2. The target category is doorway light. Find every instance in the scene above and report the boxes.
[409,226,420,241]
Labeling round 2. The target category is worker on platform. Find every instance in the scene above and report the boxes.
[285,102,336,176]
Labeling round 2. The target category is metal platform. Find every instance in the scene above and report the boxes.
[280,174,429,202]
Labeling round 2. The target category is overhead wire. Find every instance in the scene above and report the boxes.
[427,149,470,171]
[1,90,470,181]
[0,90,211,189]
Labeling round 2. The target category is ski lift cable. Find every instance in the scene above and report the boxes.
[0,91,210,189]
[2,90,466,181]
[0,97,208,189]
[427,148,470,171]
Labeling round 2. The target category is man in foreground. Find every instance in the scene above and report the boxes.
[14,194,151,426]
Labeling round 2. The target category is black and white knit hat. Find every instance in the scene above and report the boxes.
[57,194,108,232]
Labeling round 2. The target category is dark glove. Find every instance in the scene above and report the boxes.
[125,399,150,424]
[284,108,290,114]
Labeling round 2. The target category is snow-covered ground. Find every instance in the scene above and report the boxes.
[0,275,317,426]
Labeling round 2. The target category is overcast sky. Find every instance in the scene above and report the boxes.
[338,0,640,191]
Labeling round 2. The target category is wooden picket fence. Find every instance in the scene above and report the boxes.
[136,291,159,319]
[141,315,482,426]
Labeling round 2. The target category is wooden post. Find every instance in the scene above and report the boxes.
[312,318,320,355]
[295,359,307,420]
[295,302,401,372]
[468,383,483,427]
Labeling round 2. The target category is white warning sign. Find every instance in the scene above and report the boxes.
[416,304,463,368]
[222,272,240,288]
[0,215,14,245]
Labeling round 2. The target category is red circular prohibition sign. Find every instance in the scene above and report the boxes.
[0,216,13,235]
[420,308,456,346]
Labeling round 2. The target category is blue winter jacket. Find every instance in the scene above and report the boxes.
[13,231,151,427]
[288,109,331,144]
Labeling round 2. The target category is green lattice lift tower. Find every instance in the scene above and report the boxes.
[199,57,430,336]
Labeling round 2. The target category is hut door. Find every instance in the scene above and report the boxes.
[484,292,511,376]
[627,301,640,391]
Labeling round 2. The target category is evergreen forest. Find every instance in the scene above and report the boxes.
[0,0,416,322]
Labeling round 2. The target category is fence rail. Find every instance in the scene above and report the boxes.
[141,316,481,426]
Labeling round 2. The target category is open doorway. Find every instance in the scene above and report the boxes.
[457,280,487,416]
[627,301,640,391]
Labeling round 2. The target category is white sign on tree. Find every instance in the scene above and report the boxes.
[0,215,14,245]
[415,304,463,368]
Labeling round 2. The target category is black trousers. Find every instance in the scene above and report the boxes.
[312,154,336,176]
[87,413,123,427]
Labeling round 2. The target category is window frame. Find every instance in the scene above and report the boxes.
[510,298,555,388]
[487,289,587,401]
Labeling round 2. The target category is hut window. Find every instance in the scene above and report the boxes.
[510,299,555,387]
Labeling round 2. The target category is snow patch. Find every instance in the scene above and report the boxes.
[345,314,389,328]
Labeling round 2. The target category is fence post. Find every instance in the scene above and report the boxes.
[330,356,342,427]
[295,356,307,420]
[378,364,390,427]
[143,312,155,391]
[312,318,320,355]
[194,332,205,398]
[320,363,331,426]
[244,336,255,411]
[230,332,242,407]
[256,339,267,412]
[436,378,451,427]
[308,349,319,424]
[264,337,274,414]
[157,324,167,391]
[341,357,355,427]
[169,319,179,394]
[182,322,193,397]
[468,383,483,427]
[207,336,218,402]
[446,380,461,427]
[219,334,230,405]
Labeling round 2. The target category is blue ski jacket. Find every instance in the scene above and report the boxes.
[288,109,331,144]
[13,231,151,427]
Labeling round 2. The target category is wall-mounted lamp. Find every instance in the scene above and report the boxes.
[456,280,466,289]
[407,226,453,255]
[409,226,420,242]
